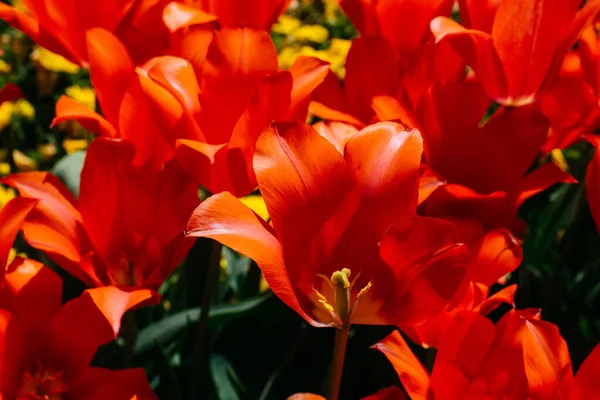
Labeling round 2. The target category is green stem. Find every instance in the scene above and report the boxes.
[121,310,137,368]
[327,327,349,400]
[189,240,222,400]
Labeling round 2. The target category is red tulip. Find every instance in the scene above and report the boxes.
[136,28,329,196]
[338,0,454,55]
[431,0,600,106]
[186,121,467,334]
[312,121,445,205]
[374,309,552,399]
[0,0,180,65]
[2,137,198,289]
[541,27,600,152]
[418,79,576,231]
[310,35,463,132]
[406,226,522,347]
[0,197,37,280]
[0,260,157,399]
[51,28,178,167]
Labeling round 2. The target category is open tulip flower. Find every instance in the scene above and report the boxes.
[2,137,198,289]
[136,27,329,197]
[186,121,468,334]
[375,309,600,399]
[431,0,600,106]
[407,225,522,347]
[0,262,158,399]
[418,78,576,232]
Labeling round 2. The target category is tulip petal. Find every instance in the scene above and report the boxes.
[0,197,37,278]
[186,192,322,326]
[344,122,422,238]
[50,286,157,371]
[516,161,577,206]
[254,121,359,284]
[376,0,455,53]
[476,284,517,316]
[3,258,62,321]
[312,121,359,154]
[86,28,134,127]
[70,367,157,400]
[51,96,117,137]
[372,331,430,400]
[491,0,580,104]
[575,344,600,398]
[287,56,330,120]
[521,318,573,400]
[467,229,522,287]
[458,0,501,32]
[310,70,365,127]
[436,311,495,379]
[200,27,279,144]
[1,173,98,286]
[418,166,446,206]
[198,0,291,30]
[0,2,80,64]
[118,79,174,167]
[371,95,422,130]
[344,36,399,124]
[380,217,469,328]
[430,17,508,102]
[163,2,218,32]
[0,309,25,396]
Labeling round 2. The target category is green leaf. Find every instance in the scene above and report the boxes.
[134,294,271,356]
[210,354,244,400]
[52,150,85,197]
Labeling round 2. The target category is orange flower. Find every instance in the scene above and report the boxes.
[2,138,199,289]
[186,121,468,333]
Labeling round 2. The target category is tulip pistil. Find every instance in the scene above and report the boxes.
[312,268,372,329]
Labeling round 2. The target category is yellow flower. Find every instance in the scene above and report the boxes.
[259,273,270,293]
[273,15,302,36]
[13,149,37,172]
[290,25,329,43]
[0,101,15,130]
[31,47,80,74]
[63,138,88,154]
[66,85,96,111]
[0,185,15,209]
[14,99,35,120]
[12,0,27,12]
[38,142,57,161]
[0,59,11,74]
[278,46,302,70]
[240,194,270,221]
[323,0,341,21]
[0,162,10,176]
